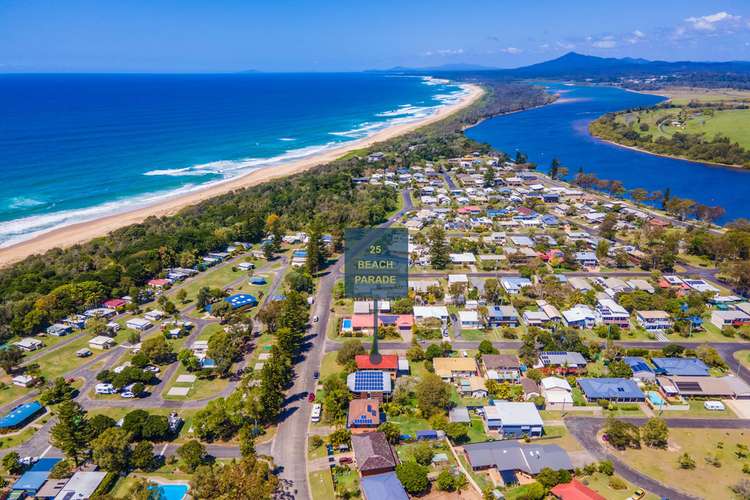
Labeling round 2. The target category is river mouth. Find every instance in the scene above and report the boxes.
[466,81,750,223]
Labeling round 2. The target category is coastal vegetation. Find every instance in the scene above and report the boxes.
[589,91,750,167]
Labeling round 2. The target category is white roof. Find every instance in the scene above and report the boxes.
[450,253,476,263]
[562,305,595,323]
[413,306,449,319]
[126,318,151,326]
[598,298,628,315]
[545,391,574,404]
[54,471,108,500]
[448,274,469,284]
[484,402,544,427]
[541,377,572,392]
[90,335,115,345]
[459,310,480,322]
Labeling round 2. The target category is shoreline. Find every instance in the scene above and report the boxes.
[0,83,484,268]
[590,129,750,171]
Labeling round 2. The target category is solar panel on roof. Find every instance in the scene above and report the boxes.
[354,371,385,392]
[675,381,702,391]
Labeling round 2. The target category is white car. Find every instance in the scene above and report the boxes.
[313,315,319,323]
[311,403,322,423]
[144,365,160,373]
[120,391,136,398]
[19,456,38,466]
[95,383,117,395]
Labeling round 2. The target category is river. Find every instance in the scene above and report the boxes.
[465,82,750,223]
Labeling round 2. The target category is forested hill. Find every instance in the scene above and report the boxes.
[0,82,551,341]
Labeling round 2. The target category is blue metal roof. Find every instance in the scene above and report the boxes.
[0,401,43,429]
[578,378,645,400]
[361,472,408,500]
[219,293,258,310]
[30,457,61,472]
[651,357,710,376]
[416,430,438,439]
[622,357,653,374]
[12,471,49,492]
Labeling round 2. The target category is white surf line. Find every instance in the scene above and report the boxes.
[39,445,52,458]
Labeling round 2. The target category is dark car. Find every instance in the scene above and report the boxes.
[339,457,353,464]
[313,371,320,380]
[308,393,316,402]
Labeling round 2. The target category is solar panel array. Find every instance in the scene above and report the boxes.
[354,371,384,392]
[352,404,378,426]
[675,381,702,392]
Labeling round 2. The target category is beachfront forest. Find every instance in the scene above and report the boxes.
[0,82,552,340]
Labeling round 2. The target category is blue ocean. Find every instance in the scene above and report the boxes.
[0,73,464,246]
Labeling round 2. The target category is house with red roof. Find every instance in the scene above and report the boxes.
[347,314,413,335]
[102,299,126,310]
[147,278,171,289]
[457,206,482,215]
[355,354,399,378]
[550,480,606,500]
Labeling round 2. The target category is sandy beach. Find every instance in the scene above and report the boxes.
[0,83,483,268]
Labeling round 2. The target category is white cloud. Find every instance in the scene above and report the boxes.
[626,30,646,44]
[592,36,617,49]
[500,47,522,54]
[633,29,646,38]
[685,11,739,31]
[556,41,576,50]
[422,48,464,57]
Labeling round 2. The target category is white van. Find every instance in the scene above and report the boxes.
[95,383,117,395]
[704,400,726,411]
[311,403,322,423]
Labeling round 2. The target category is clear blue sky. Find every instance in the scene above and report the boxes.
[2,0,750,72]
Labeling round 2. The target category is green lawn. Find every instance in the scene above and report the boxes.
[172,263,247,303]
[0,426,36,449]
[467,417,488,443]
[309,470,335,500]
[162,366,229,401]
[332,466,359,496]
[88,407,197,441]
[582,472,660,500]
[319,352,343,380]
[659,399,738,419]
[388,415,431,436]
[733,350,750,370]
[616,428,750,499]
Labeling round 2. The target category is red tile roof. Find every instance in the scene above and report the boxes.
[356,354,399,370]
[550,480,606,500]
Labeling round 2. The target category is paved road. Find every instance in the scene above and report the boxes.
[566,416,750,500]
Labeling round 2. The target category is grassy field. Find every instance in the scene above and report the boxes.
[309,470,335,500]
[616,428,750,499]
[650,87,750,105]
[319,352,343,380]
[389,414,431,436]
[582,472,660,500]
[734,349,750,370]
[615,104,750,150]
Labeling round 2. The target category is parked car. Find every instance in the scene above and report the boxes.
[95,383,117,395]
[339,457,353,464]
[144,365,160,373]
[120,391,136,398]
[313,371,320,380]
[308,392,316,402]
[313,315,319,323]
[311,403,322,423]
[631,488,646,500]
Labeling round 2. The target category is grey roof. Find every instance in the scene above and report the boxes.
[482,354,520,370]
[464,441,573,474]
[352,432,397,473]
[449,407,471,423]
[539,351,587,367]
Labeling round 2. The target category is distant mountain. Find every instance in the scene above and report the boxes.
[368,63,500,73]
[503,52,750,78]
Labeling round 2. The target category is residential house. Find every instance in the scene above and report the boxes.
[458,377,488,398]
[651,357,709,376]
[126,318,152,331]
[550,480,606,500]
[577,378,645,402]
[463,441,572,485]
[352,432,398,476]
[355,355,399,380]
[433,357,479,382]
[360,472,409,500]
[347,371,393,401]
[500,277,532,295]
[413,306,450,324]
[574,252,599,268]
[481,354,521,382]
[657,375,750,399]
[540,377,573,408]
[636,310,673,332]
[536,352,587,375]
[348,399,381,433]
[14,338,43,352]
[710,310,750,330]
[622,357,656,382]
[486,305,520,327]
[562,305,596,329]
[89,336,116,350]
[523,310,549,327]
[521,378,541,400]
[458,310,482,329]
[595,298,630,329]
[482,402,544,437]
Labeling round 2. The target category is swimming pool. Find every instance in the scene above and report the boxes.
[647,391,665,406]
[151,484,189,500]
[342,319,352,330]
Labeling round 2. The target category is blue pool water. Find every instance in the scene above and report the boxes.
[342,319,352,329]
[466,82,750,223]
[647,391,665,406]
[0,73,464,246]
[152,484,188,500]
